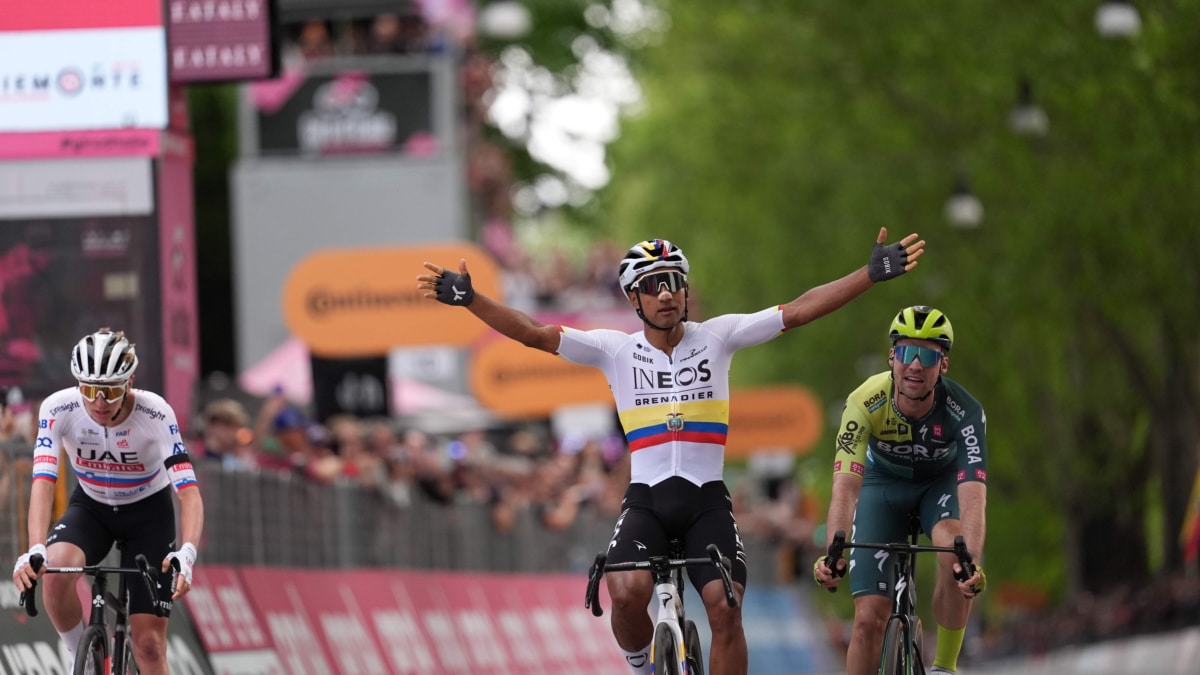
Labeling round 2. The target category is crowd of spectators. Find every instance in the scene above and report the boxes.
[191,391,635,536]
[971,572,1200,661]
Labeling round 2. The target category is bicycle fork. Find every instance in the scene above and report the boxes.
[89,574,135,675]
[652,581,687,674]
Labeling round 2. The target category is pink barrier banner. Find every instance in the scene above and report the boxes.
[0,129,164,160]
[187,566,285,674]
[187,566,628,675]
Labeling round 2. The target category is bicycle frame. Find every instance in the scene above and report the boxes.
[585,542,738,675]
[824,523,975,675]
[19,551,171,674]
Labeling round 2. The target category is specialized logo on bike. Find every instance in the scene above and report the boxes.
[666,412,685,431]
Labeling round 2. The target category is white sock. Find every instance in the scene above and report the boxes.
[621,642,653,675]
[59,621,85,657]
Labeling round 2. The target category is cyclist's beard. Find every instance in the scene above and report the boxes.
[892,371,936,403]
[635,290,689,331]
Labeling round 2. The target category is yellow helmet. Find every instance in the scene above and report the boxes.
[889,306,953,351]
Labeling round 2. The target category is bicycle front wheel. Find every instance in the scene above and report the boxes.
[684,619,705,675]
[652,622,682,675]
[72,625,108,675]
[878,617,915,675]
[117,634,139,674]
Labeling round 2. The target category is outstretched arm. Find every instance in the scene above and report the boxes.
[417,259,561,353]
[781,227,924,330]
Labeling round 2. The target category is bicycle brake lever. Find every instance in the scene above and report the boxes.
[585,552,606,617]
[824,531,847,594]
[18,553,44,618]
[951,536,975,583]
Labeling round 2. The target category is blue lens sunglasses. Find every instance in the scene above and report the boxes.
[893,344,945,367]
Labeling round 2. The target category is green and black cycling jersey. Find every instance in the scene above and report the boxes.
[832,371,987,484]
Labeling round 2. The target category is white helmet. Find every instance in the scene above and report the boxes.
[71,328,138,384]
[617,239,690,291]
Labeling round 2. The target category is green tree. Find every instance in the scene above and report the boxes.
[600,1,1200,601]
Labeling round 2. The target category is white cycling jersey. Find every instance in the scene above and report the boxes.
[557,306,786,487]
[32,388,198,506]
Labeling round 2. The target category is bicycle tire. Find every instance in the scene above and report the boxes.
[118,634,139,674]
[684,619,705,675]
[72,625,108,675]
[878,617,912,675]
[652,622,682,675]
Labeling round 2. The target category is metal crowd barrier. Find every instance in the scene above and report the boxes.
[1,441,780,581]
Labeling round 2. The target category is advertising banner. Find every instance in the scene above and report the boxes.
[253,68,434,155]
[168,0,280,83]
[469,338,611,419]
[0,158,163,400]
[281,244,502,356]
[157,147,200,431]
[186,566,285,674]
[0,1,168,133]
[203,566,628,674]
[726,385,824,457]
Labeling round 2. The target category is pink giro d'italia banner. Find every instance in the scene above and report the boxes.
[186,565,629,675]
[0,0,168,133]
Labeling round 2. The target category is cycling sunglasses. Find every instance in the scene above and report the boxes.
[893,344,945,367]
[633,270,687,295]
[78,382,129,403]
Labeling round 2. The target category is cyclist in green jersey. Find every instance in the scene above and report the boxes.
[813,306,987,675]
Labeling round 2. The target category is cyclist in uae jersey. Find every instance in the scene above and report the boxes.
[814,306,987,675]
[12,329,203,675]
[418,228,925,675]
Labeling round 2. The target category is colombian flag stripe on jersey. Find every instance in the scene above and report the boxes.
[627,421,728,451]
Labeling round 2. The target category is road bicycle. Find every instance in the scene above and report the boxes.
[824,516,976,675]
[19,542,175,675]
[585,539,738,675]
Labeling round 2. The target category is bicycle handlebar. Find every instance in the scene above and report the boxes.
[584,543,739,617]
[823,530,977,594]
[18,553,170,619]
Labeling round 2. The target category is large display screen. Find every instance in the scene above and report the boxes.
[0,157,162,400]
[168,0,279,83]
[0,0,168,132]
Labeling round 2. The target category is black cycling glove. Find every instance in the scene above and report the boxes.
[868,240,909,282]
[434,269,476,306]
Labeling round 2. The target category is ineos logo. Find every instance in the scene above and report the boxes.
[632,359,711,389]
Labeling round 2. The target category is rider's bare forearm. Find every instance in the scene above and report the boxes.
[782,268,873,330]
[825,473,862,547]
[177,487,205,548]
[468,293,560,353]
[25,480,56,547]
[957,481,987,560]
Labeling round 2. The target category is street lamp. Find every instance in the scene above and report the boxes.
[1095,0,1142,38]
[1009,78,1049,137]
[945,174,984,229]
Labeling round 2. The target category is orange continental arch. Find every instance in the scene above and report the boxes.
[282,243,502,356]
[469,339,610,418]
[725,385,824,458]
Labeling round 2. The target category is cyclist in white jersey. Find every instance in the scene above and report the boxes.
[417,228,924,675]
[12,328,203,675]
